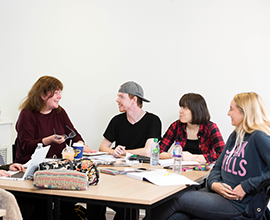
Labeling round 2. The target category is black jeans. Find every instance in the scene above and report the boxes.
[150,188,242,220]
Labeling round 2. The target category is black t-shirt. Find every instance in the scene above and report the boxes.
[103,112,161,150]
[185,139,202,154]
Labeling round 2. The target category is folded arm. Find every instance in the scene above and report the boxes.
[125,138,154,157]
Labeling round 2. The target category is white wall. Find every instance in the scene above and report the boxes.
[1,0,270,152]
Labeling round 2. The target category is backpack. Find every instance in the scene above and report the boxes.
[232,179,270,220]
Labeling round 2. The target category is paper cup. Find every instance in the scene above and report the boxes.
[73,143,84,159]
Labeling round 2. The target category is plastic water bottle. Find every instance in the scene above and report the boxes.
[173,142,182,173]
[31,143,43,159]
[36,143,43,150]
[150,138,159,166]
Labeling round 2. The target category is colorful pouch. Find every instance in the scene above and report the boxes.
[33,169,88,190]
[38,158,99,185]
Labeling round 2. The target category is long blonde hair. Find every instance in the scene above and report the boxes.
[234,92,270,139]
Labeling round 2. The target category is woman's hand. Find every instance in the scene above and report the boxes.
[42,134,66,145]
[159,152,173,159]
[182,152,206,163]
[182,151,194,161]
[233,184,246,201]
[9,163,24,171]
[212,182,237,200]
[83,144,97,153]
[0,170,10,177]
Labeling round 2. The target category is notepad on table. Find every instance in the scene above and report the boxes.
[127,169,199,186]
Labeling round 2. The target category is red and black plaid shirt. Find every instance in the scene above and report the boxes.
[159,120,225,163]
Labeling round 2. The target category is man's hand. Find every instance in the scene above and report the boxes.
[113,145,126,158]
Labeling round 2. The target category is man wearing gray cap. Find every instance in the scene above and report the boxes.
[98,81,161,220]
[99,81,161,158]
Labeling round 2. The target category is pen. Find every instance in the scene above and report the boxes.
[100,169,116,175]
[164,172,172,176]
[182,167,194,172]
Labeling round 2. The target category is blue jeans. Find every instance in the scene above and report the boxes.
[151,188,242,220]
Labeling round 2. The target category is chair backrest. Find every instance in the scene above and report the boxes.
[261,185,270,220]
[12,138,17,163]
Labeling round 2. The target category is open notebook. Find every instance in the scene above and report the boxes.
[0,145,50,181]
[127,169,199,186]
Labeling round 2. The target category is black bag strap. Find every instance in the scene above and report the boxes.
[65,159,74,170]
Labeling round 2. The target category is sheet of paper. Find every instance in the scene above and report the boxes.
[83,152,108,156]
[88,154,125,162]
[22,159,32,168]
[127,169,199,186]
[125,152,133,159]
[7,170,20,175]
[159,159,199,166]
[158,159,173,166]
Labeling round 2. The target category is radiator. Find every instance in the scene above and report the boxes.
[0,145,8,164]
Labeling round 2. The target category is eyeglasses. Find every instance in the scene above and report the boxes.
[54,125,76,140]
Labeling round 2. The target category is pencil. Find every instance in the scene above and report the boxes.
[164,172,172,176]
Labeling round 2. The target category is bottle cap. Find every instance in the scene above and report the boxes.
[37,143,43,149]
[154,138,158,142]
[175,142,180,145]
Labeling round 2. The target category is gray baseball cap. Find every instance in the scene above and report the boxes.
[118,81,150,102]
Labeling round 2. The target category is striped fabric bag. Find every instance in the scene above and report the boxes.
[38,158,100,186]
[33,169,88,190]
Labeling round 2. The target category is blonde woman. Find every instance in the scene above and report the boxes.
[151,92,270,220]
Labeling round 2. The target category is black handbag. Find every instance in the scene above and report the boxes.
[232,181,270,220]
